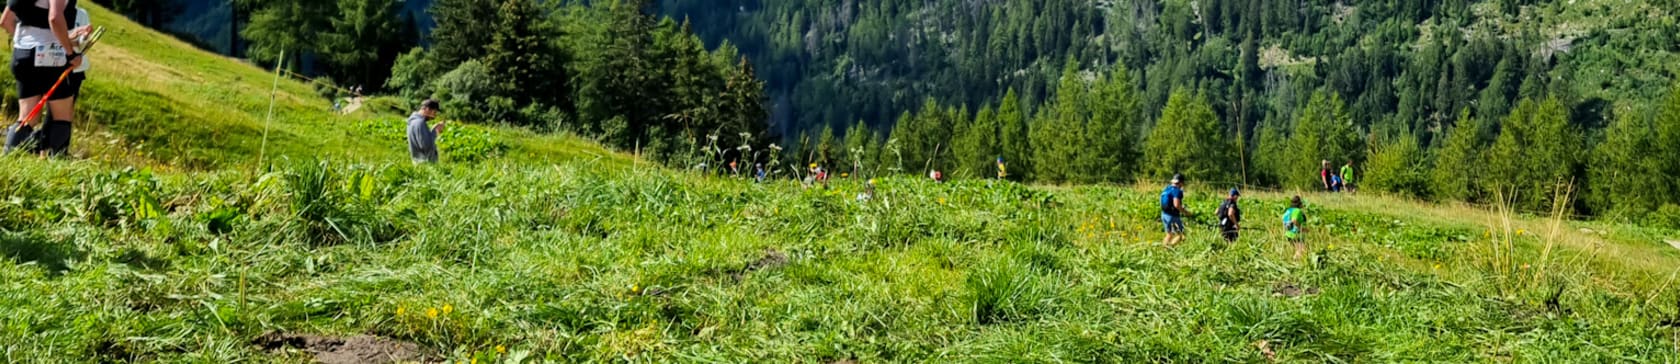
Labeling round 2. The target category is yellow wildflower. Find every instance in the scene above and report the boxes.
[939,197,947,205]
[426,308,439,319]
[442,304,454,315]
[1433,264,1442,270]
[496,345,507,354]
[1516,229,1525,236]
[396,305,406,316]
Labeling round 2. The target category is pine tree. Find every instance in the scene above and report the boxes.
[1032,60,1088,183]
[237,0,336,66]
[482,0,566,122]
[816,124,839,168]
[1485,98,1579,211]
[998,90,1033,181]
[1287,90,1361,189]
[1655,84,1680,208]
[1079,68,1141,183]
[1588,110,1655,217]
[1364,134,1430,197]
[1142,90,1233,183]
[1432,110,1485,201]
[954,106,1000,179]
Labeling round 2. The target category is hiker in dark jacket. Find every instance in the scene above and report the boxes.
[407,99,446,164]
[1217,188,1242,242]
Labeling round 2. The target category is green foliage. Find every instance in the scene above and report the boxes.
[998,90,1032,181]
[1485,99,1580,211]
[1432,110,1485,202]
[952,106,999,180]
[1285,91,1362,190]
[240,0,414,89]
[1079,68,1142,184]
[1364,135,1430,198]
[1030,61,1088,184]
[1588,111,1657,218]
[2,156,1678,361]
[1142,90,1233,183]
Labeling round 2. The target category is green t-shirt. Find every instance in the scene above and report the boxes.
[1340,165,1354,183]
[1283,208,1305,238]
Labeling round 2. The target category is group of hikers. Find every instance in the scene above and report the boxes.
[1161,173,1319,260]
[1321,160,1357,193]
[3,0,93,157]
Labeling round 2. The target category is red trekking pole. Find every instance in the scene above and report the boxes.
[18,26,104,127]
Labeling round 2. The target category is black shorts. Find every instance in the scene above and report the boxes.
[61,72,85,100]
[12,48,75,100]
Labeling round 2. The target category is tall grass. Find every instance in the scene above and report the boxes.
[0,158,1675,362]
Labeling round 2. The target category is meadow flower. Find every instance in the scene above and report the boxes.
[396,305,406,316]
[427,308,439,319]
[496,345,507,354]
[1516,229,1525,236]
[442,304,454,315]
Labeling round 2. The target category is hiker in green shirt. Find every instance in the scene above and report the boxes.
[1283,196,1307,260]
[1340,161,1356,193]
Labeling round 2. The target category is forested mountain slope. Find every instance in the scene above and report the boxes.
[661,0,1679,139]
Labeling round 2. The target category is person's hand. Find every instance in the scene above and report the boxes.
[68,55,81,70]
[70,25,89,39]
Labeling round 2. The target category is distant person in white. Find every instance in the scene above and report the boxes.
[1,0,84,156]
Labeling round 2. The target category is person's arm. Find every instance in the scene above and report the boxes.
[432,120,446,134]
[48,0,79,68]
[2,9,17,37]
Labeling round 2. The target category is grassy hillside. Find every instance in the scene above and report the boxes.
[1,5,627,170]
[0,3,1678,364]
[1,158,1678,362]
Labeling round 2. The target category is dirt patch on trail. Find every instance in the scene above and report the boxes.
[1273,283,1320,298]
[724,249,790,281]
[255,332,431,364]
[748,249,789,271]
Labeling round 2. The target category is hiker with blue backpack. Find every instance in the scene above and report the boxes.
[1283,196,1308,260]
[1160,173,1188,247]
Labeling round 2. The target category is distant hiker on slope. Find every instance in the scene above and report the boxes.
[407,99,446,164]
[996,157,1007,180]
[1283,196,1308,260]
[1320,160,1333,192]
[3,0,84,155]
[1160,173,1188,247]
[1341,160,1356,193]
[1217,188,1242,243]
[754,163,766,183]
[858,178,876,202]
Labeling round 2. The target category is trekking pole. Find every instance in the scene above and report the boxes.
[18,27,105,128]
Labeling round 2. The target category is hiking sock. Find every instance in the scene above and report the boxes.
[41,120,72,156]
[4,123,35,153]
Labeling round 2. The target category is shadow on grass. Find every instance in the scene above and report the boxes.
[0,230,83,274]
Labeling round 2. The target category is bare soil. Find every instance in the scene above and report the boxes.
[255,332,431,364]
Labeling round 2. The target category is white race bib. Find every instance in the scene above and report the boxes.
[33,45,65,68]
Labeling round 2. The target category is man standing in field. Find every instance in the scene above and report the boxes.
[1160,173,1187,247]
[407,99,446,164]
[1283,196,1308,260]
